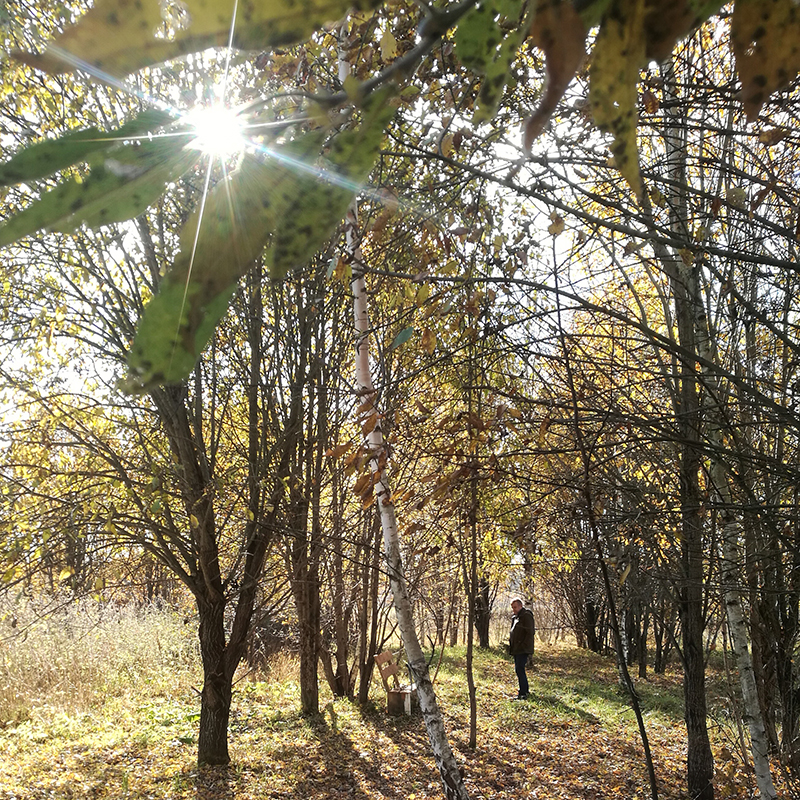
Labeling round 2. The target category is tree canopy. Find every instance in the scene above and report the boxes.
[2,0,799,389]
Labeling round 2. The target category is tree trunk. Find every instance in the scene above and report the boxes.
[719,514,777,799]
[474,575,492,649]
[641,54,715,800]
[585,598,600,652]
[197,597,232,765]
[347,203,470,800]
[358,518,382,705]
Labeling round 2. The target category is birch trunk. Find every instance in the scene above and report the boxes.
[345,209,469,800]
[717,508,777,799]
[337,33,468,799]
[692,228,776,800]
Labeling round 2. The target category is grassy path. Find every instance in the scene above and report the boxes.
[0,644,764,799]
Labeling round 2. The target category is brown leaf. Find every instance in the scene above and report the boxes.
[547,211,565,236]
[352,473,371,496]
[524,0,588,150]
[643,0,711,62]
[325,442,352,459]
[642,89,660,114]
[361,412,379,435]
[421,328,437,355]
[732,0,800,121]
[356,398,374,415]
[759,128,789,146]
[750,182,775,212]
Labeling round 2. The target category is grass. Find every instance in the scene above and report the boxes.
[0,599,783,799]
[0,596,199,726]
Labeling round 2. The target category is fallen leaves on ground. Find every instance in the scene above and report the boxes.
[0,644,782,799]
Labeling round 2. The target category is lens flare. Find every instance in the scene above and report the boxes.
[186,104,246,157]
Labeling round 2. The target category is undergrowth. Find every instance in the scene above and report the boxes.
[0,595,200,726]
[0,596,785,799]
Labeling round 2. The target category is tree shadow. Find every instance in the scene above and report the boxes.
[221,706,437,799]
[193,765,234,799]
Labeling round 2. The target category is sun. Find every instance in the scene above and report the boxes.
[185,103,247,157]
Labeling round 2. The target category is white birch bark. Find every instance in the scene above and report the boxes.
[714,476,777,800]
[338,34,469,800]
[346,210,469,800]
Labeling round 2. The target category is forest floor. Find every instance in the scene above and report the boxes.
[0,643,784,799]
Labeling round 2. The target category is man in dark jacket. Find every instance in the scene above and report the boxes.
[509,597,535,699]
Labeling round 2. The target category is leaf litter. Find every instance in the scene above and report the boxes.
[0,645,779,799]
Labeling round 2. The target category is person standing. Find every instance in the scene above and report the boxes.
[509,597,535,699]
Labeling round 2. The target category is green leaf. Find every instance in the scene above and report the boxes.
[0,136,198,247]
[589,0,645,200]
[454,4,504,74]
[126,133,326,389]
[15,0,382,77]
[128,91,396,389]
[269,86,397,279]
[0,109,175,187]
[453,0,530,123]
[123,278,237,392]
[390,326,415,350]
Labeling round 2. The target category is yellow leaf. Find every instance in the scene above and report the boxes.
[440,132,454,158]
[649,187,667,208]
[59,567,74,581]
[589,0,646,200]
[380,29,398,61]
[190,514,200,528]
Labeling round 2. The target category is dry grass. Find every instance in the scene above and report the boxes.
[0,596,200,726]
[0,598,788,800]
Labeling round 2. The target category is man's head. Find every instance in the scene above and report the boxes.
[511,598,524,614]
